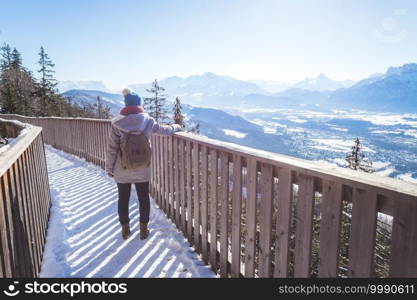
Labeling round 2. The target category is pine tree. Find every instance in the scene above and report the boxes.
[0,44,15,113]
[345,138,374,173]
[144,79,169,124]
[36,46,58,116]
[11,48,22,68]
[190,123,200,134]
[172,96,185,127]
[0,46,36,115]
[0,44,12,70]
[94,96,112,119]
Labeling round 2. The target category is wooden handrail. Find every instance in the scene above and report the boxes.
[0,118,51,277]
[174,132,417,199]
[1,113,416,278]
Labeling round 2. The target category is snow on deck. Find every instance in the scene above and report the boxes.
[41,145,216,278]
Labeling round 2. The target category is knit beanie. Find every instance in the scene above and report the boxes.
[123,91,142,107]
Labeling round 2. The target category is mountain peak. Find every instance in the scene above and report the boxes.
[202,72,217,77]
[386,63,417,76]
[317,73,328,79]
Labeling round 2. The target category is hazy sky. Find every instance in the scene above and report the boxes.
[1,0,416,89]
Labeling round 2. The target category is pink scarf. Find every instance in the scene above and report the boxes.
[120,106,145,115]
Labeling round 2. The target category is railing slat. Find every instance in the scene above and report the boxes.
[274,168,292,277]
[193,142,201,251]
[231,154,242,278]
[174,137,180,223]
[318,181,343,277]
[209,148,218,271]
[389,197,417,277]
[0,174,14,277]
[162,136,169,211]
[219,151,229,277]
[154,136,160,205]
[167,136,173,218]
[186,140,193,241]
[294,174,315,277]
[168,137,175,220]
[25,143,44,271]
[15,157,35,276]
[347,189,377,277]
[22,149,41,276]
[179,139,187,231]
[244,158,257,277]
[32,139,48,245]
[3,165,24,277]
[259,163,274,278]
[200,145,209,263]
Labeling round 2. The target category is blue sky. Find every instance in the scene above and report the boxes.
[1,0,416,89]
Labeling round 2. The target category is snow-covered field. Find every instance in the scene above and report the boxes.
[224,109,417,184]
[41,145,216,278]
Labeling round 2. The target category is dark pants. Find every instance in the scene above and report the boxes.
[117,182,150,224]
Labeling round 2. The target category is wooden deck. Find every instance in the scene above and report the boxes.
[1,114,416,278]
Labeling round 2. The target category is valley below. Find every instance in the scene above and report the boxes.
[194,107,417,184]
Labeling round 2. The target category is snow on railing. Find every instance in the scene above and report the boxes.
[1,114,416,278]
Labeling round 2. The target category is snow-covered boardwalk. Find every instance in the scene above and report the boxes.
[40,145,216,278]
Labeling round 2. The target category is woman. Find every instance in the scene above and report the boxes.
[105,88,182,240]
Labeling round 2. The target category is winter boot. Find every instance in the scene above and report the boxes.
[121,223,130,240]
[139,222,149,240]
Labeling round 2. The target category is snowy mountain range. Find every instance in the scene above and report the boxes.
[62,89,124,115]
[58,81,112,92]
[58,63,417,183]
[60,62,417,113]
[292,73,355,91]
[329,63,417,111]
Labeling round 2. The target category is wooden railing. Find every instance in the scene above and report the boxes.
[152,133,417,278]
[1,115,111,169]
[2,114,417,278]
[0,118,51,277]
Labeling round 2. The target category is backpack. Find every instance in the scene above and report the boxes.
[120,130,152,170]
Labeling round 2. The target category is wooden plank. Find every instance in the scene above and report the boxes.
[389,197,417,277]
[0,232,4,277]
[209,149,218,271]
[294,174,315,277]
[6,167,24,277]
[164,136,169,214]
[186,140,193,240]
[244,158,257,277]
[156,135,161,206]
[14,160,34,276]
[179,140,186,232]
[347,188,377,277]
[318,180,343,277]
[24,144,43,270]
[168,136,174,220]
[176,138,186,230]
[150,135,156,197]
[174,137,180,225]
[219,151,229,277]
[160,136,166,211]
[22,149,42,276]
[193,142,201,250]
[274,168,293,277]
[258,163,274,278]
[231,155,242,278]
[33,138,48,238]
[200,145,209,262]
[0,175,13,277]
